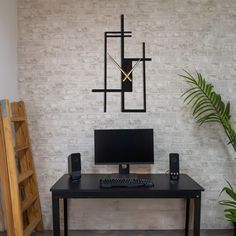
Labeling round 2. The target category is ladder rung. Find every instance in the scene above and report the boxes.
[18,170,34,184]
[11,116,26,122]
[23,216,41,236]
[15,144,30,152]
[21,195,38,212]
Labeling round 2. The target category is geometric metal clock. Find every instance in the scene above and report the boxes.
[92,15,151,112]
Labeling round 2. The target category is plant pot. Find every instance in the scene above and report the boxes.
[234,222,236,236]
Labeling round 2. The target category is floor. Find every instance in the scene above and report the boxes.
[31,230,233,236]
[1,230,232,236]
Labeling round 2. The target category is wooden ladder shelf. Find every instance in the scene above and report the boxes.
[0,100,43,236]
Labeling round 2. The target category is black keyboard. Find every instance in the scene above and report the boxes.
[100,177,154,188]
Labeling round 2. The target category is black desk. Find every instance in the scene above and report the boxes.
[50,174,204,236]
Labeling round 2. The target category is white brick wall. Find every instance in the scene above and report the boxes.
[18,0,236,230]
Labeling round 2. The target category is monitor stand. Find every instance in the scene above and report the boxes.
[112,164,137,178]
[116,164,136,178]
[119,164,130,175]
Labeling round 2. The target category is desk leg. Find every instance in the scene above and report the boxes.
[52,195,60,236]
[194,194,201,236]
[64,198,68,236]
[185,198,190,236]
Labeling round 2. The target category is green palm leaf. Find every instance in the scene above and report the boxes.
[219,181,236,222]
[180,71,236,151]
[219,201,236,209]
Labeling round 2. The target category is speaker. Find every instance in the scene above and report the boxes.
[169,153,179,181]
[68,153,81,181]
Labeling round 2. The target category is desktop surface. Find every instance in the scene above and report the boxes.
[50,173,204,198]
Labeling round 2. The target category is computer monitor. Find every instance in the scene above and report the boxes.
[94,129,154,174]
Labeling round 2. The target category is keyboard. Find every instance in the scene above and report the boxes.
[100,177,154,188]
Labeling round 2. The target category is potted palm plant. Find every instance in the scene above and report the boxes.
[179,70,236,151]
[180,70,236,233]
[219,181,236,235]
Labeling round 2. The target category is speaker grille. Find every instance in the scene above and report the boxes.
[169,153,179,181]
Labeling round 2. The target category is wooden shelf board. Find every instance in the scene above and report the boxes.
[11,117,26,122]
[18,170,34,184]
[21,195,38,212]
[15,144,30,152]
[24,216,41,236]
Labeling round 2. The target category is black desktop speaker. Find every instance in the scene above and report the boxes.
[68,153,81,181]
[169,153,179,181]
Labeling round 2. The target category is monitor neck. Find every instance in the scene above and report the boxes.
[119,164,130,175]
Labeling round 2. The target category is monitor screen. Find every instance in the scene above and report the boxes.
[94,129,154,164]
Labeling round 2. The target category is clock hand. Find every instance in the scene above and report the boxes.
[107,54,132,82]
[123,58,141,82]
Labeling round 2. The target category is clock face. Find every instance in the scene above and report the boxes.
[92,15,151,112]
[108,54,142,92]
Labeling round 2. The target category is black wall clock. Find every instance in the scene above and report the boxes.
[92,15,151,112]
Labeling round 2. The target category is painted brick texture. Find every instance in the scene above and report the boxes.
[18,0,236,230]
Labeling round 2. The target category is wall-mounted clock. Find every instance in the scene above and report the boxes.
[92,15,151,112]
